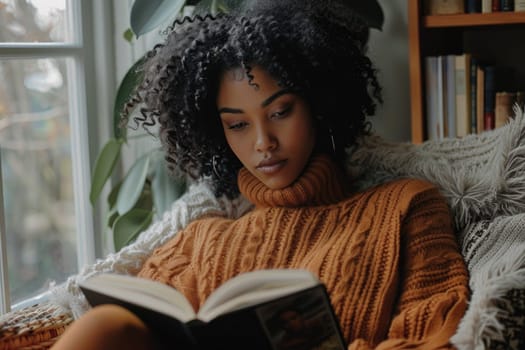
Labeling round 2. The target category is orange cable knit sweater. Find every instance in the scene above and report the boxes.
[138,155,469,349]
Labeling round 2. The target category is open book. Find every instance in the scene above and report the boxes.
[79,269,346,349]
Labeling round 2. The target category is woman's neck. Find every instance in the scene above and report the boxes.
[237,154,348,208]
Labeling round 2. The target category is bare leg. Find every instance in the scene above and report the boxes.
[51,305,159,350]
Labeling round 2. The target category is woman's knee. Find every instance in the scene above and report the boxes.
[52,305,157,350]
[85,304,147,333]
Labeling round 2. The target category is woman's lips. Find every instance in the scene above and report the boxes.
[256,159,287,174]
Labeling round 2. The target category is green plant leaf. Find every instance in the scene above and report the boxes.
[123,28,134,42]
[219,0,245,11]
[112,208,153,251]
[130,0,186,37]
[113,57,145,140]
[135,181,154,211]
[107,180,123,210]
[151,156,186,218]
[89,139,123,206]
[193,0,213,14]
[107,207,120,229]
[116,154,151,215]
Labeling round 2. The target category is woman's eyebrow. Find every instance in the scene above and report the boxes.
[218,88,294,115]
[260,88,293,107]
[218,107,243,114]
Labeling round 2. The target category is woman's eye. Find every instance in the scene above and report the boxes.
[271,106,291,119]
[228,122,247,130]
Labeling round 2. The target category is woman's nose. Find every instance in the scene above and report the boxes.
[255,126,278,152]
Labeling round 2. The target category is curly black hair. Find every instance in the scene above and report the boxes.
[123,0,382,199]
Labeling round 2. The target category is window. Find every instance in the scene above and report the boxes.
[0,0,97,313]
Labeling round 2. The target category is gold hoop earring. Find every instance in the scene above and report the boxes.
[316,115,336,154]
[328,126,336,154]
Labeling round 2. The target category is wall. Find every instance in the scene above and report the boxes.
[368,0,411,142]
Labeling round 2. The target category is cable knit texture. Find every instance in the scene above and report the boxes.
[347,108,525,349]
[48,180,253,318]
[138,155,469,349]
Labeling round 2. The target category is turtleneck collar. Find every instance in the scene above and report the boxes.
[238,154,348,208]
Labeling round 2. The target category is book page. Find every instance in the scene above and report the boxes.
[80,274,196,322]
[198,269,318,321]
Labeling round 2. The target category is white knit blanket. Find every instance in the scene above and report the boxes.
[49,108,525,350]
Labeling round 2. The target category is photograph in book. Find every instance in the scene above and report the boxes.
[257,288,346,350]
[79,269,346,349]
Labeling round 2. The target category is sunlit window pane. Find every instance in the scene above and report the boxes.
[0,57,77,304]
[0,0,68,43]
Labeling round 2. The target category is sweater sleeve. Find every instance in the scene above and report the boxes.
[349,183,470,350]
[137,222,201,311]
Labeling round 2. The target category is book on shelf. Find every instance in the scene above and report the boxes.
[426,0,465,14]
[445,55,457,138]
[438,56,447,137]
[516,0,525,10]
[476,64,485,133]
[501,0,514,11]
[483,65,496,130]
[493,0,501,11]
[79,269,346,350]
[425,56,442,140]
[467,0,482,12]
[455,54,472,137]
[470,57,478,134]
[495,92,516,128]
[482,0,492,12]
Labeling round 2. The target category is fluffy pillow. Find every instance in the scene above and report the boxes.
[348,107,525,231]
[452,217,525,349]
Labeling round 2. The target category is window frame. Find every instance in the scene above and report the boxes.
[0,0,115,313]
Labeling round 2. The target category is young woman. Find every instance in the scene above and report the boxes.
[52,1,469,349]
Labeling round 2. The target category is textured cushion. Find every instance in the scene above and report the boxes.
[451,216,525,349]
[0,302,73,349]
[488,289,525,350]
[349,107,525,231]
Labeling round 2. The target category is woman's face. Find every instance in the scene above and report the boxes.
[217,66,316,189]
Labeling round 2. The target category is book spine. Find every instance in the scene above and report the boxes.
[495,92,516,128]
[467,0,481,12]
[445,55,457,137]
[425,56,440,140]
[501,0,514,10]
[484,66,496,130]
[437,56,446,139]
[427,0,465,14]
[476,64,485,133]
[482,0,493,12]
[455,54,471,137]
[515,0,525,10]
[470,58,478,134]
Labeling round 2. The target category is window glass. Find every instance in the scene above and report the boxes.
[0,0,68,43]
[0,57,77,304]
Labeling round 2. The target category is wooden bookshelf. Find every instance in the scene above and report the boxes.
[425,12,525,27]
[408,0,525,143]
